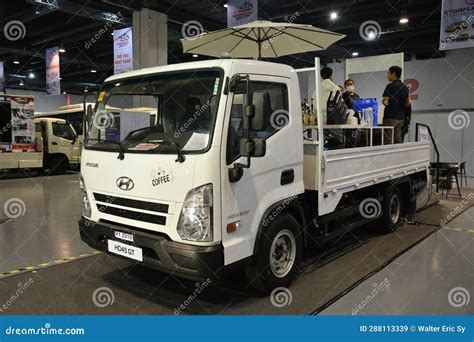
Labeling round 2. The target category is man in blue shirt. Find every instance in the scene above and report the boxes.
[382,66,410,144]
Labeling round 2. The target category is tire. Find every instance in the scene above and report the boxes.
[378,187,403,234]
[48,155,68,175]
[245,213,302,293]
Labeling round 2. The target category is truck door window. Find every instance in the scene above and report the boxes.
[52,122,75,140]
[227,81,289,164]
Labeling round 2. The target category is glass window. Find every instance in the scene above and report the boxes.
[85,70,222,154]
[227,81,288,164]
[52,122,75,140]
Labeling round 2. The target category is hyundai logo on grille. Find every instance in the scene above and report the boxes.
[116,177,134,191]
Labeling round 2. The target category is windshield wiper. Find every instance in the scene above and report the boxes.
[86,138,126,160]
[146,139,185,163]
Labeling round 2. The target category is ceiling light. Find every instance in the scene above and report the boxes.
[90,69,97,73]
[399,17,409,24]
[224,4,228,8]
[13,60,20,64]
[59,48,66,53]
[19,81,24,86]
[192,54,198,58]
[367,31,376,40]
[330,12,338,20]
[352,52,359,56]
[28,72,35,79]
[115,83,121,87]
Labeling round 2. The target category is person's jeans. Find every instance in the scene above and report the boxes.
[383,118,404,144]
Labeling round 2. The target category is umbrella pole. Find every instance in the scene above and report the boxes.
[258,27,261,60]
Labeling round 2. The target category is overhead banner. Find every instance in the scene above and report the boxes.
[227,0,258,27]
[45,46,60,95]
[0,61,4,93]
[11,95,35,152]
[113,27,133,74]
[439,0,474,50]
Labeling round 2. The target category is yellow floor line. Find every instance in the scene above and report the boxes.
[442,226,474,233]
[0,251,102,279]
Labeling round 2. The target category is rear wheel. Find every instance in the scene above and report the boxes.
[378,187,402,233]
[48,155,68,175]
[245,214,302,293]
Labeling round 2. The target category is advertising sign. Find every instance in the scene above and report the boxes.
[439,0,474,50]
[46,46,61,95]
[227,0,258,27]
[10,96,35,152]
[113,27,133,74]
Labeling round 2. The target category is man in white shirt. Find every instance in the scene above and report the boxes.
[320,66,341,124]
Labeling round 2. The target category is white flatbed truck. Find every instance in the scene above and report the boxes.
[78,59,430,292]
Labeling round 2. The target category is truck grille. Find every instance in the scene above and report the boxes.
[93,193,169,226]
[93,193,169,213]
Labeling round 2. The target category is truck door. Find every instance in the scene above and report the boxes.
[50,120,80,163]
[220,75,302,265]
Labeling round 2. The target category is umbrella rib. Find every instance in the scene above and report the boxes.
[281,30,326,50]
[184,28,255,53]
[288,26,345,37]
[267,36,278,58]
[231,28,258,42]
[228,30,255,54]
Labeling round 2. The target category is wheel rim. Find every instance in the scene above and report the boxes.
[390,194,400,224]
[269,229,296,278]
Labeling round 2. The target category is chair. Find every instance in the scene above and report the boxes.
[430,162,461,198]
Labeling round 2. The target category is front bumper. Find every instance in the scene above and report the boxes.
[78,217,224,281]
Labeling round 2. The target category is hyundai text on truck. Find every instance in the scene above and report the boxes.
[78,59,430,292]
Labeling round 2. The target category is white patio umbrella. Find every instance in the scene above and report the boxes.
[181,20,345,59]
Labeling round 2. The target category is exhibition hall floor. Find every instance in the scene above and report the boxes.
[0,174,472,315]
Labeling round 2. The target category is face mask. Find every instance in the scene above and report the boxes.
[346,85,355,93]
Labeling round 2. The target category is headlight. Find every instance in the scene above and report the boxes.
[79,175,92,218]
[177,184,213,242]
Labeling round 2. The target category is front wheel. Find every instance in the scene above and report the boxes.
[245,213,302,293]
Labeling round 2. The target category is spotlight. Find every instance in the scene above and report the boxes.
[352,52,359,57]
[13,61,20,64]
[399,17,409,24]
[90,70,97,73]
[330,12,338,20]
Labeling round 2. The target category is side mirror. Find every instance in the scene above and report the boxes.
[239,138,266,157]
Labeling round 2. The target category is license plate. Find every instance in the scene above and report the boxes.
[107,240,143,261]
[114,231,133,242]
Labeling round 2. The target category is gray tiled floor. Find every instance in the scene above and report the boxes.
[321,207,474,315]
[0,173,94,273]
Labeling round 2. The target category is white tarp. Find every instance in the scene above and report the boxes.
[439,0,474,51]
[45,46,60,95]
[227,0,258,27]
[114,27,133,74]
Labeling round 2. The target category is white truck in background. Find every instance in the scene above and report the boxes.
[78,59,430,292]
[0,95,81,174]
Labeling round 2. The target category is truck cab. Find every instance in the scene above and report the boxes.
[35,117,81,174]
[79,59,429,292]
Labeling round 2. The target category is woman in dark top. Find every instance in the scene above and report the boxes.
[342,79,361,109]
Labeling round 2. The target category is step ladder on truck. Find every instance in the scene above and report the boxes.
[78,57,431,293]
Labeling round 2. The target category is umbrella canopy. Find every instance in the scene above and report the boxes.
[181,20,345,59]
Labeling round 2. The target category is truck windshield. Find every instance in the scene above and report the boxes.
[85,69,222,154]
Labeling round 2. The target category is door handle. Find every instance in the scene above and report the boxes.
[280,169,294,185]
[52,142,58,145]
